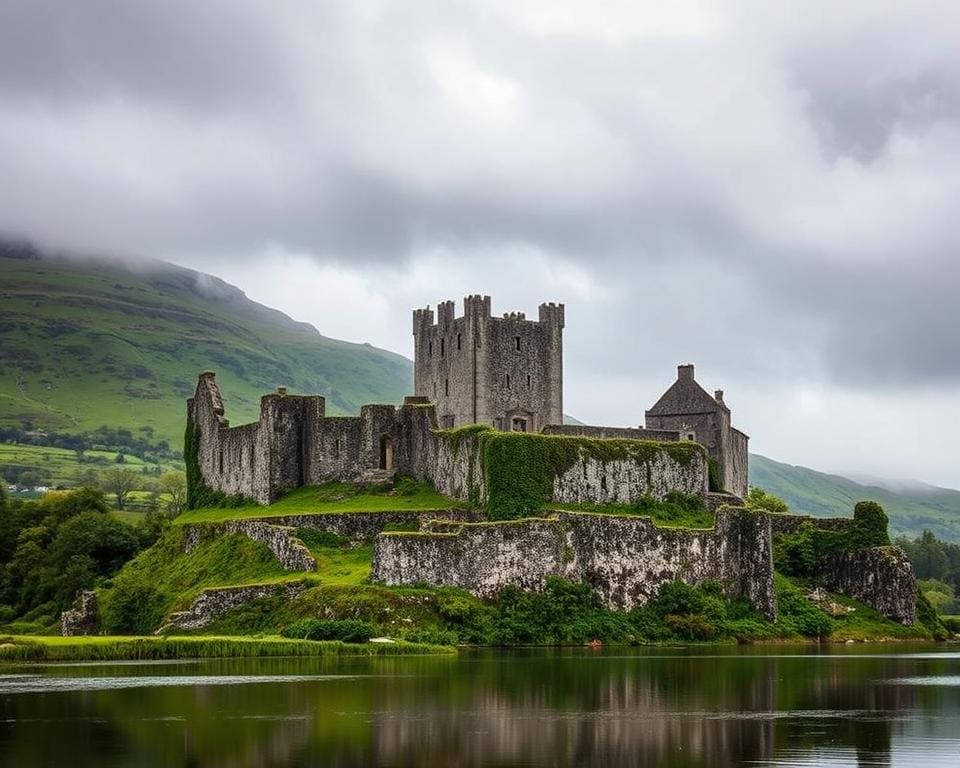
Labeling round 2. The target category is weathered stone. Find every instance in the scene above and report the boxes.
[159,581,310,632]
[183,520,316,572]
[372,507,776,620]
[61,590,98,636]
[821,546,916,624]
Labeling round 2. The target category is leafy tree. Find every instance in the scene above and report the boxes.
[158,471,187,516]
[745,487,789,514]
[104,466,139,509]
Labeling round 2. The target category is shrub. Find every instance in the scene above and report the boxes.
[849,501,890,549]
[281,618,375,643]
[649,580,705,618]
[775,577,833,638]
[663,613,715,640]
[100,577,168,635]
[745,487,788,514]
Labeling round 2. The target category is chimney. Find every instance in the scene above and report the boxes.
[276,386,287,396]
[714,389,724,405]
[678,363,695,381]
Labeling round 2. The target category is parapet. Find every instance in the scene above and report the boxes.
[538,302,565,328]
[414,296,564,330]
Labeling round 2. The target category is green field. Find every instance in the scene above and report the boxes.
[175,482,465,524]
[0,442,179,487]
[0,242,412,450]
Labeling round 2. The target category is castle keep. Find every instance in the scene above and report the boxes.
[413,295,564,432]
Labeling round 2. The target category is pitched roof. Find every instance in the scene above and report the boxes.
[646,365,726,416]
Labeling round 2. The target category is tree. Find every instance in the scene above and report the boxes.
[105,467,138,509]
[745,487,789,514]
[157,471,187,517]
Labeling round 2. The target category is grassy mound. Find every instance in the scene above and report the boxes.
[177,481,464,523]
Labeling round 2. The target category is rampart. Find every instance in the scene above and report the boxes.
[187,374,709,512]
[372,507,776,619]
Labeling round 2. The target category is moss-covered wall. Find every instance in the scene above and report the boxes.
[372,507,776,619]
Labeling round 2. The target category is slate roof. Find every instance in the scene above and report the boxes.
[646,369,727,416]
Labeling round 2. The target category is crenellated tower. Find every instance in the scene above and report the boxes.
[413,295,564,431]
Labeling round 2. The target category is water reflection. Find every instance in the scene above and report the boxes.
[1,646,958,767]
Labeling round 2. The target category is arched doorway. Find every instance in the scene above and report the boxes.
[379,435,393,471]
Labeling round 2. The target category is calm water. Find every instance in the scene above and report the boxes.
[2,645,960,767]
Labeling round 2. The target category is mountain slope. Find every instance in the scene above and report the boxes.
[0,239,413,450]
[750,453,960,542]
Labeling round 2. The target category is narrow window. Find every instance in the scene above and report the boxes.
[334,439,341,459]
[433,381,437,397]
[515,336,521,351]
[218,450,224,475]
[428,341,433,356]
[441,338,445,357]
[457,333,462,350]
[600,475,607,493]
[506,374,511,389]
[445,378,449,396]
[526,374,531,388]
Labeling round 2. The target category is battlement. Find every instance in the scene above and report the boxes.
[413,296,563,332]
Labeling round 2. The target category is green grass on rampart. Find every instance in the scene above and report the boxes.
[177,481,464,523]
[0,634,454,661]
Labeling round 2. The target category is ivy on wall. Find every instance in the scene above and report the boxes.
[183,419,253,510]
[436,427,706,521]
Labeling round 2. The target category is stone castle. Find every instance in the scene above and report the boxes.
[181,296,915,625]
[189,295,748,505]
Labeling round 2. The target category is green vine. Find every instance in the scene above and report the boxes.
[183,418,253,510]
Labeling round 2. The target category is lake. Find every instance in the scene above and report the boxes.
[2,644,959,766]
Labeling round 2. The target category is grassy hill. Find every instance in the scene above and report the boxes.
[0,238,413,456]
[750,453,960,541]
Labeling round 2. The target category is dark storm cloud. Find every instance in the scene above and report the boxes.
[1,0,959,391]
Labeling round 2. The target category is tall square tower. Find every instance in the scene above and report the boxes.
[413,295,564,431]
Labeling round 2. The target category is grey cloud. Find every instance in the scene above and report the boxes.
[1,0,960,395]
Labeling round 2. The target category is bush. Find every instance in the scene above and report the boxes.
[849,501,891,549]
[281,618,375,643]
[775,577,833,638]
[663,613,715,640]
[100,578,168,634]
[648,580,705,617]
[296,529,348,550]
[745,487,788,514]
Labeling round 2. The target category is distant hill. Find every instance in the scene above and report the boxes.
[750,453,960,542]
[0,238,413,453]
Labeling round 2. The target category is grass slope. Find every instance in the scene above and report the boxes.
[175,482,465,524]
[0,238,412,449]
[750,453,960,542]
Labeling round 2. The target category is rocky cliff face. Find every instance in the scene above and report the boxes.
[821,547,916,624]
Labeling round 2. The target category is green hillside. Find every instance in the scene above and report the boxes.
[0,239,413,454]
[750,453,960,542]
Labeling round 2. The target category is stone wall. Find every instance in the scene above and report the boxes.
[183,520,316,572]
[372,507,776,619]
[159,581,311,632]
[821,547,916,625]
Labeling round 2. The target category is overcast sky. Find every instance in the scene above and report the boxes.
[2,1,959,487]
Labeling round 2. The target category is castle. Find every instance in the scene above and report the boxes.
[174,296,917,626]
[188,296,749,504]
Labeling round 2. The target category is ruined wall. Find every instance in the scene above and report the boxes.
[372,507,776,619]
[728,428,749,499]
[821,547,916,625]
[161,581,311,632]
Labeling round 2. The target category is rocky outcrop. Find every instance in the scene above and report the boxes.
[61,590,98,636]
[821,546,916,625]
[158,581,310,632]
[372,507,776,620]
